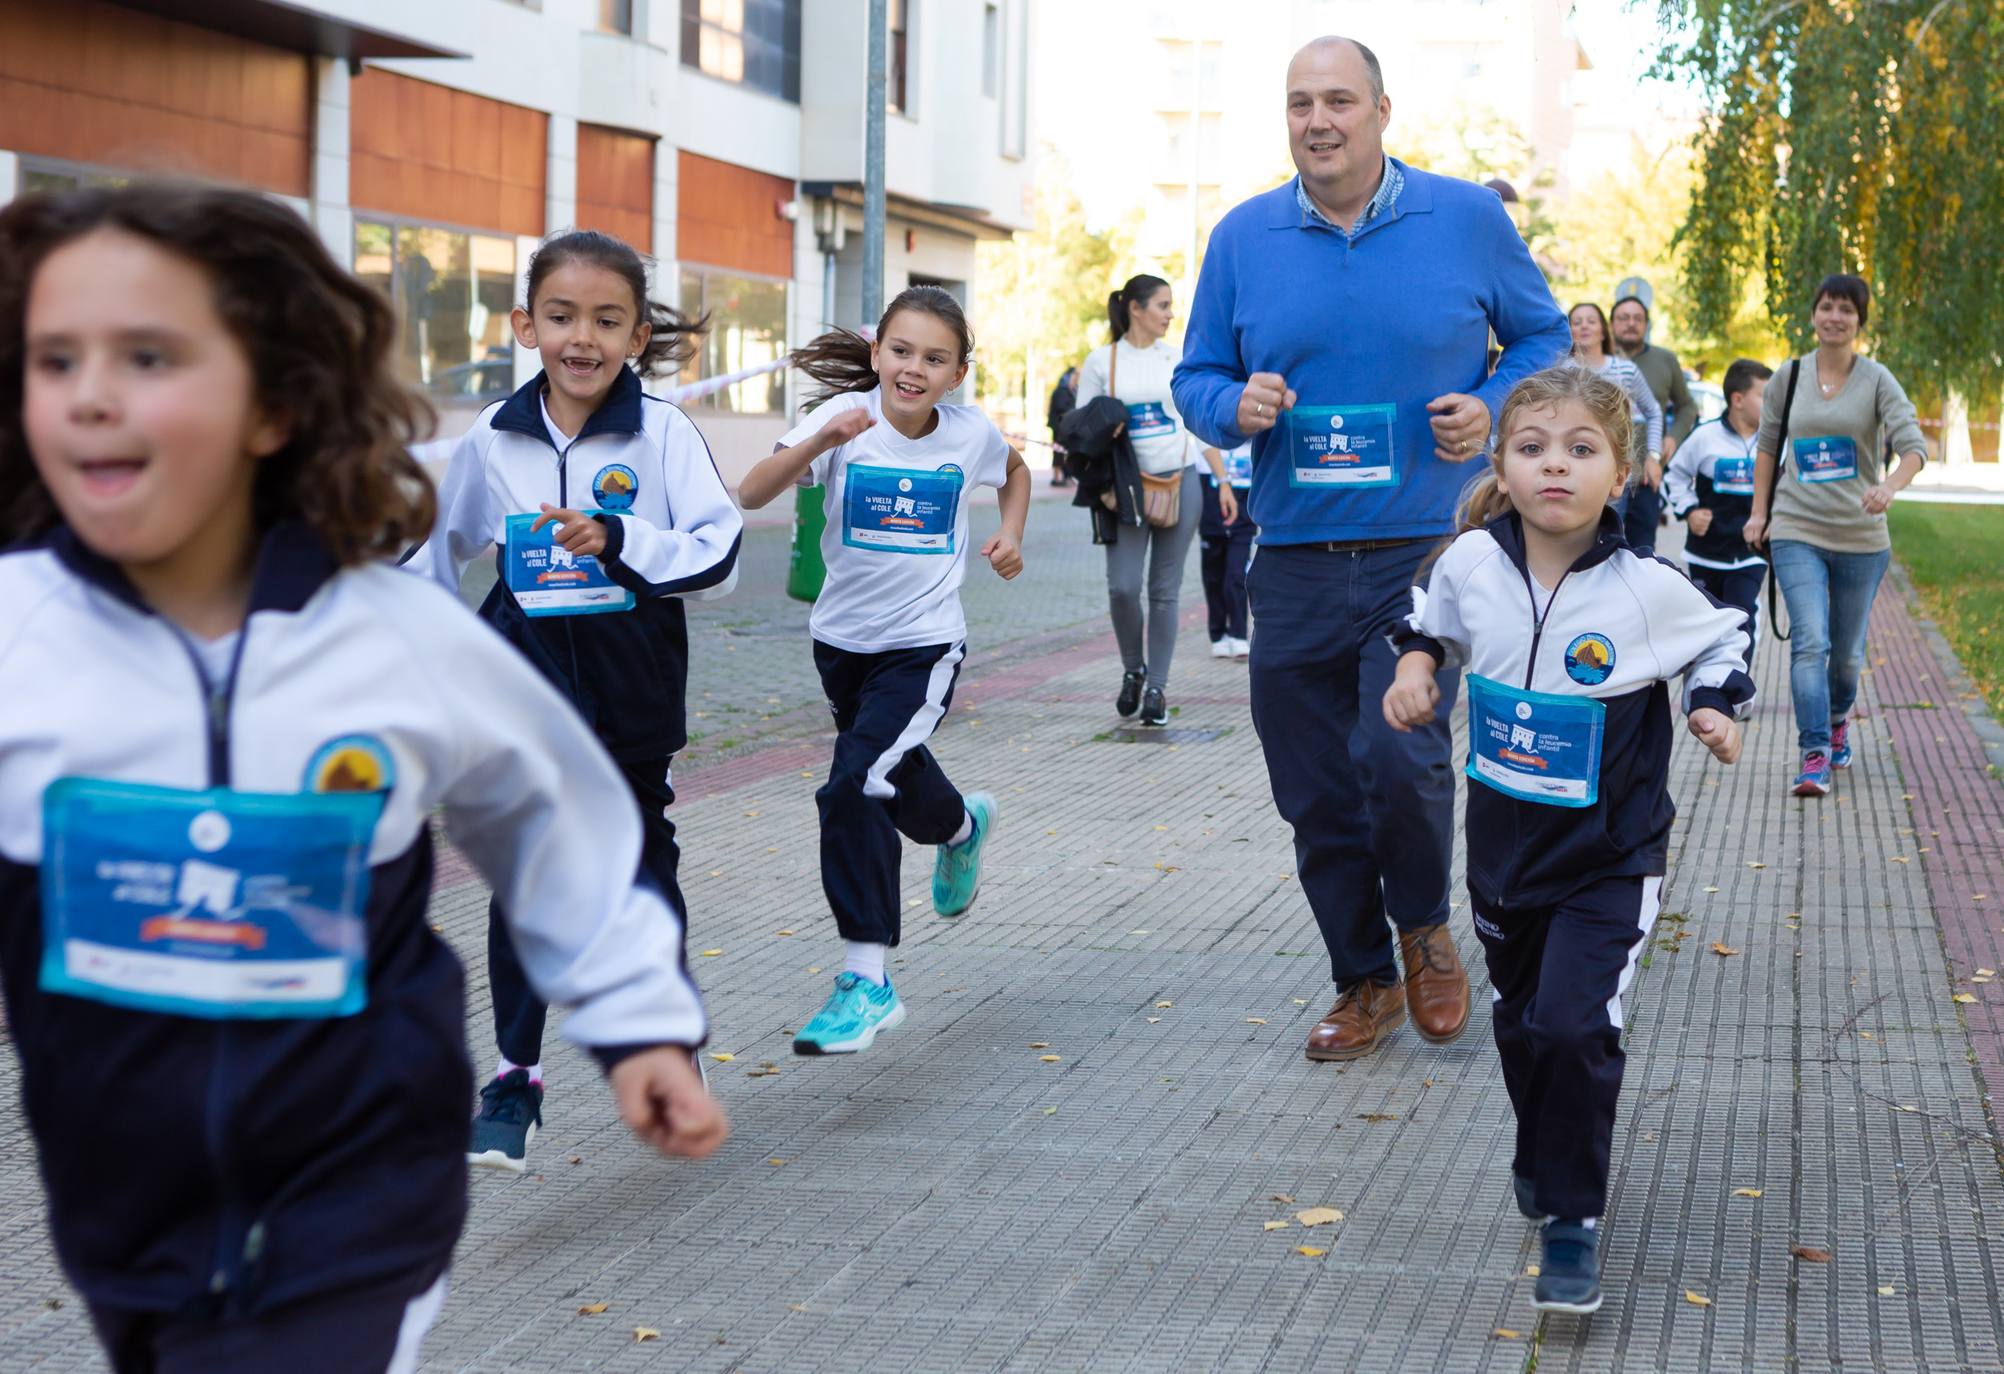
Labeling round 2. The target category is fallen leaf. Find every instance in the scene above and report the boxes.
[707,869,722,878]
[1685,1290,1712,1307]
[1733,1188,1764,1198]
[768,1158,786,1166]
[700,949,724,958]
[1146,1017,1162,1023]
[1791,1244,1834,1263]
[1980,968,1997,977]
[1891,855,1911,864]
[1747,861,1767,869]
[1292,997,1308,1005]
[1156,1000,1174,1008]
[1704,885,1721,893]
[788,1304,808,1313]
[1525,1264,1540,1277]
[1263,1220,1289,1231]
[1295,1245,1327,1257]
[1128,929,1151,935]
[709,1052,735,1062]
[1879,1285,1895,1296]
[776,928,796,937]
[1295,1206,1344,1226]
[579,1302,609,1315]
[1245,1017,1269,1025]
[1040,1055,1061,1063]
[807,966,821,974]
[1494,1328,1522,1340]
[634,1327,661,1342]
[1269,1194,1295,1203]
[1029,1042,1050,1048]
[1860,1031,1875,1040]
[1043,1106,1058,1115]
[1954,993,1978,1004]
[1357,1112,1400,1123]
[1711,943,1741,957]
[568,1155,583,1165]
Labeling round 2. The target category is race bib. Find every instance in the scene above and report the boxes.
[1223,446,1253,489]
[40,778,380,1019]
[1287,403,1397,489]
[1465,674,1606,809]
[1712,454,1755,496]
[842,463,963,555]
[1792,435,1858,484]
[1124,401,1177,442]
[503,512,635,617]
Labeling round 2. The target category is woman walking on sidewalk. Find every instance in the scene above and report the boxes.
[1743,273,1929,797]
[1077,274,1236,726]
[1568,302,1663,530]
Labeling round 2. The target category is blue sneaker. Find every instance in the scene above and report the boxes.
[933,792,997,917]
[793,973,906,1055]
[1533,1220,1603,1314]
[1830,718,1853,769]
[468,1068,543,1173]
[1792,750,1833,797]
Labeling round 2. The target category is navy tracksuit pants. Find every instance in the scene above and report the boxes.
[1471,874,1662,1221]
[1246,541,1460,989]
[488,755,683,1066]
[1199,476,1255,642]
[814,639,969,946]
[1690,561,1766,651]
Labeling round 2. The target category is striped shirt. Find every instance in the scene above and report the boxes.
[1581,353,1665,456]
[1293,158,1405,239]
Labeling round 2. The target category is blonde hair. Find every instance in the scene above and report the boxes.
[1454,364,1636,534]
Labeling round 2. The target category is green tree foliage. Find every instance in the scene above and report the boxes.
[1657,0,2004,397]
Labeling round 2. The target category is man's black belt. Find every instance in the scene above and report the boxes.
[1294,536,1427,553]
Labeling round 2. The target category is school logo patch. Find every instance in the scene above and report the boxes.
[592,463,639,511]
[303,735,396,794]
[1563,633,1616,686]
[936,464,964,480]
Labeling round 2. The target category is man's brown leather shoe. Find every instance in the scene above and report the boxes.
[1399,922,1470,1044]
[1304,979,1406,1061]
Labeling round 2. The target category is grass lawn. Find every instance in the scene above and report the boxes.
[1889,503,2004,720]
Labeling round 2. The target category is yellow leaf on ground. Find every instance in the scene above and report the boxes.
[1263,1220,1289,1231]
[776,929,796,936]
[1747,861,1767,869]
[1733,1188,1763,1198]
[1685,1290,1712,1307]
[700,949,723,958]
[1980,968,1997,977]
[1156,1000,1174,1008]
[578,1302,609,1315]
[1954,993,1978,1004]
[1292,998,1308,1005]
[1295,1246,1327,1257]
[1128,929,1151,935]
[709,1052,735,1062]
[1040,1055,1061,1063]
[1494,1328,1522,1340]
[634,1328,660,1342]
[1246,1017,1269,1025]
[1029,1042,1050,1048]
[1270,1194,1295,1203]
[1525,1264,1540,1277]
[1295,1207,1344,1226]
[1703,885,1721,893]
[1711,943,1741,956]
[1879,1285,1895,1296]
[1147,1017,1162,1023]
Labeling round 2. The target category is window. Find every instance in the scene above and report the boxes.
[20,159,130,195]
[598,0,633,33]
[888,0,912,114]
[982,3,999,99]
[681,0,802,103]
[678,267,787,415]
[355,221,518,403]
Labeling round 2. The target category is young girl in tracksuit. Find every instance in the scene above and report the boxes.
[737,286,1030,1056]
[0,183,724,1373]
[407,230,742,1171]
[1384,365,1754,1316]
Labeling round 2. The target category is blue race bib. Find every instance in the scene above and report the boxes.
[842,463,963,555]
[1287,403,1397,489]
[1223,447,1253,489]
[39,779,380,1019]
[503,511,635,617]
[1712,454,1755,496]
[1124,401,1178,441]
[1465,674,1606,808]
[1792,435,1858,484]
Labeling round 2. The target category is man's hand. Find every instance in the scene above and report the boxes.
[610,1048,730,1159]
[531,505,609,557]
[1686,507,1713,537]
[1688,708,1741,764]
[1427,393,1491,463]
[1382,652,1443,732]
[1236,373,1296,435]
[983,532,1024,580]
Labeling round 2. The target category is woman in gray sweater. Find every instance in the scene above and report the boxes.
[1744,274,1927,797]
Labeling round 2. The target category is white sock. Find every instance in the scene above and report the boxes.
[947,810,974,847]
[496,1057,543,1085]
[843,942,889,985]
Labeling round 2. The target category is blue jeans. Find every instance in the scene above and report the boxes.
[1769,540,1891,754]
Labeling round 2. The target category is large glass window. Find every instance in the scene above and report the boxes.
[888,0,911,113]
[681,0,801,102]
[677,267,787,415]
[598,0,634,33]
[355,220,518,403]
[20,159,131,195]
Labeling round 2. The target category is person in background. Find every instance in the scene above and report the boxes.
[1201,440,1254,658]
[1610,295,1696,556]
[1568,302,1662,544]
[1047,365,1078,487]
[1666,358,1772,646]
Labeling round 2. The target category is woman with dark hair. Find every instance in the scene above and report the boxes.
[1568,301,1663,527]
[1076,274,1236,726]
[1743,272,1928,797]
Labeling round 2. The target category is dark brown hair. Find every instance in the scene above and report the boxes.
[1811,272,1871,329]
[1722,357,1773,402]
[1108,273,1170,340]
[1567,301,1612,356]
[0,180,435,564]
[524,229,705,379]
[791,285,974,406]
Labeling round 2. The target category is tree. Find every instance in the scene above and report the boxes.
[1656,0,2004,400]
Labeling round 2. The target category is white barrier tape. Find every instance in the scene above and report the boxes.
[657,357,789,406]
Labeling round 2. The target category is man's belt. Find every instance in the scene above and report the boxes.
[1297,536,1428,553]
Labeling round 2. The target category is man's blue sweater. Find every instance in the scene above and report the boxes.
[1172,162,1571,545]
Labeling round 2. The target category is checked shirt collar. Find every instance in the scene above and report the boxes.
[1294,156,1404,239]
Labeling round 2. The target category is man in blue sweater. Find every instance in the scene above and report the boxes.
[1173,36,1570,1064]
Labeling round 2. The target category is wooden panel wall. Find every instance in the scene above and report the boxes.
[349,69,545,237]
[575,124,654,251]
[0,2,310,194]
[676,150,793,279]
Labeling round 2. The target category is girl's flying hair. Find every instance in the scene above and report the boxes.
[791,285,974,407]
[0,180,435,564]
[523,229,707,379]
[1454,365,1636,534]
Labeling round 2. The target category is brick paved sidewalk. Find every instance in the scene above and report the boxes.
[4,515,2003,1373]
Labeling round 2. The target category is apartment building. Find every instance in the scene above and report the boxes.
[0,0,1035,477]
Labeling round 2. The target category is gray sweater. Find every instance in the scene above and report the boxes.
[1757,353,1927,553]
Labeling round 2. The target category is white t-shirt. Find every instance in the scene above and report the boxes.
[1077,339,1196,476]
[785,388,1012,653]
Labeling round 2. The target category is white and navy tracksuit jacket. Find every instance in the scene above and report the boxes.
[1664,417,1765,572]
[0,524,707,1318]
[406,366,741,761]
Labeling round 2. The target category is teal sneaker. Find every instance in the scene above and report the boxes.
[792,973,906,1055]
[933,792,997,916]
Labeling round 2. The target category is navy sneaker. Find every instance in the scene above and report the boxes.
[1116,668,1147,718]
[1513,1173,1546,1221]
[1830,717,1853,769]
[1533,1220,1603,1314]
[468,1068,543,1173]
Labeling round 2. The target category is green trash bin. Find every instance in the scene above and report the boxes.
[786,484,828,602]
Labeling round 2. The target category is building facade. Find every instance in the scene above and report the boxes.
[0,0,1035,478]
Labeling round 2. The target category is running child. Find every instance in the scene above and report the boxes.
[407,229,742,1171]
[1383,365,1753,1315]
[0,182,725,1373]
[736,286,1030,1056]
[1201,440,1254,659]
[1665,358,1773,646]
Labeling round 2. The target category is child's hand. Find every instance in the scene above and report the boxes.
[1218,484,1240,525]
[1382,657,1441,732]
[610,1047,730,1160]
[1686,506,1713,536]
[1689,707,1741,764]
[531,505,609,557]
[820,408,877,449]
[983,532,1024,580]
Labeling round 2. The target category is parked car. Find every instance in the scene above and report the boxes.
[1688,379,1726,427]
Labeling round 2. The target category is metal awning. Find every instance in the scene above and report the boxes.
[109,0,469,61]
